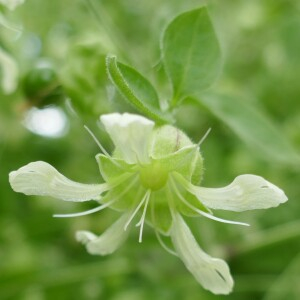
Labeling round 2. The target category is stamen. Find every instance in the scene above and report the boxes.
[54,175,139,218]
[170,178,249,227]
[155,231,178,256]
[198,128,211,146]
[124,190,150,231]
[136,190,151,243]
[84,125,122,168]
[53,198,116,218]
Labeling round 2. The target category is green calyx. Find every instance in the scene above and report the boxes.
[139,161,168,191]
[96,124,204,188]
[96,124,205,234]
[150,125,204,185]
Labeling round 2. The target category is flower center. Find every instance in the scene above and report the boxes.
[139,161,168,191]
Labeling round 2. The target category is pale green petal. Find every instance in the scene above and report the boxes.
[9,161,109,202]
[171,213,233,295]
[175,173,288,212]
[100,113,154,164]
[0,47,18,94]
[76,213,130,255]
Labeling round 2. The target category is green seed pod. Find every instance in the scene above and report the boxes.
[23,65,63,107]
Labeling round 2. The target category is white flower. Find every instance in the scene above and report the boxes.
[101,112,154,164]
[9,112,288,295]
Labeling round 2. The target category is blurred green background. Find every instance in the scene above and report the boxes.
[1,0,299,299]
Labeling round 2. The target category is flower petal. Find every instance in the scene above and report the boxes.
[9,161,109,202]
[76,213,130,255]
[175,173,288,212]
[100,113,154,164]
[171,213,233,294]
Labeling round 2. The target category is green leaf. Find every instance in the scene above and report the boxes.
[161,7,222,104]
[106,55,173,124]
[23,65,63,108]
[194,93,300,167]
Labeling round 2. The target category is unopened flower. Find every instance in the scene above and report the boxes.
[9,112,288,294]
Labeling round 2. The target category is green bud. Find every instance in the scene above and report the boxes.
[23,65,63,107]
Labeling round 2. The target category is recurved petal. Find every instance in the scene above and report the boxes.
[175,173,288,212]
[100,113,154,164]
[9,161,109,202]
[171,213,233,294]
[76,213,130,255]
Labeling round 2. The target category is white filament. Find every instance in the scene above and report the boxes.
[54,176,138,218]
[84,125,122,168]
[136,190,151,243]
[170,178,249,227]
[198,128,212,146]
[154,229,178,256]
[124,190,150,231]
[53,199,116,218]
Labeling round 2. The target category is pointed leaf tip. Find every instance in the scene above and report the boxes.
[106,55,174,124]
[162,7,222,104]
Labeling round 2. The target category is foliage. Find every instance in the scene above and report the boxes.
[1,0,299,299]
